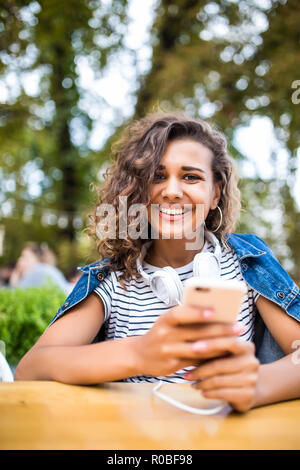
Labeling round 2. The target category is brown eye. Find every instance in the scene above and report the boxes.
[183,174,202,181]
[153,173,164,181]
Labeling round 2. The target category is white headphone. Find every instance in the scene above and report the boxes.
[136,231,222,306]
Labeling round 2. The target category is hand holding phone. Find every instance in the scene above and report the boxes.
[182,277,247,322]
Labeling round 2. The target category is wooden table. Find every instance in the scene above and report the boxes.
[0,381,299,450]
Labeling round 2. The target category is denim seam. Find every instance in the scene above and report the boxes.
[238,252,267,261]
[254,263,286,290]
[228,234,267,256]
[85,270,91,298]
[240,271,286,313]
[284,284,300,311]
[57,273,105,318]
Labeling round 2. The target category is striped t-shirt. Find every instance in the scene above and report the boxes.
[94,238,260,383]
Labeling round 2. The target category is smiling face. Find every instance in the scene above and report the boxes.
[147,139,221,242]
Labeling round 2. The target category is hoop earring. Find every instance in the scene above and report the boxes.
[206,205,223,233]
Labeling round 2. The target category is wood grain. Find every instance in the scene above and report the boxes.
[0,381,299,450]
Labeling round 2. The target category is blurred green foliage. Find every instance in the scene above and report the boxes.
[128,0,300,281]
[0,0,129,272]
[1,0,300,281]
[0,282,66,366]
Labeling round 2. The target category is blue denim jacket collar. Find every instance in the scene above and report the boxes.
[224,233,267,259]
[77,260,110,274]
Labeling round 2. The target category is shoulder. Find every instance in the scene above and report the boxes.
[48,258,112,327]
[225,232,269,246]
[224,232,274,257]
[77,258,111,276]
[241,232,270,243]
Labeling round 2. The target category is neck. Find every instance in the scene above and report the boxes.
[144,238,205,268]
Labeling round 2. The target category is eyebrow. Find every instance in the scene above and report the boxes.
[157,165,207,174]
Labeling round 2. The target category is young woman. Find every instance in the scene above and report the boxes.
[15,113,300,412]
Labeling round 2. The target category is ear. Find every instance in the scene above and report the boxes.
[211,181,222,210]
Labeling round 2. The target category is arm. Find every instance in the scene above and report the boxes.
[14,293,141,384]
[254,353,300,407]
[256,294,300,355]
[15,296,242,385]
[253,295,300,407]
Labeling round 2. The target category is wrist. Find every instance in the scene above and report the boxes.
[252,363,272,408]
[125,336,145,377]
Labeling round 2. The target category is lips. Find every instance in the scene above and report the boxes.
[160,209,185,216]
[159,204,192,214]
[149,204,193,220]
[160,204,186,211]
[157,206,193,221]
[159,211,186,220]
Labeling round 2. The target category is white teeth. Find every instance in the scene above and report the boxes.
[160,208,184,215]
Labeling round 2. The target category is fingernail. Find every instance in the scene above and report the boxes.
[203,309,214,319]
[232,323,246,334]
[184,373,192,380]
[192,340,207,351]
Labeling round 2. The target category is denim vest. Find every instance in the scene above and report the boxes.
[49,233,300,364]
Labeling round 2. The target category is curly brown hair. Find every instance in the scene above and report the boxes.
[89,111,241,289]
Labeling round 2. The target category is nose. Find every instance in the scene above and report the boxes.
[161,176,183,199]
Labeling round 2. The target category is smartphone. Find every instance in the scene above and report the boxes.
[182,277,247,322]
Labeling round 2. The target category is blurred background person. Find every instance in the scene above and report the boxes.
[9,242,73,295]
[0,264,15,287]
